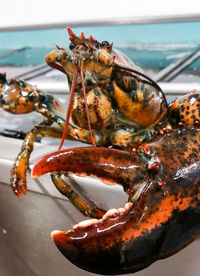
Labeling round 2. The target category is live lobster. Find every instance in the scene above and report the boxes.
[0,27,199,275]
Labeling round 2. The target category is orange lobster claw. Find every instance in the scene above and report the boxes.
[32,128,200,275]
[32,147,147,187]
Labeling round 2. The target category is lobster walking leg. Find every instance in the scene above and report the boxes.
[51,174,105,218]
[11,120,65,197]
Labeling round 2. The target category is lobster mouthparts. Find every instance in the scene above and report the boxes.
[32,129,200,275]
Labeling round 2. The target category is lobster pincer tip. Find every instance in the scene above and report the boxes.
[51,230,75,257]
[31,149,64,178]
[51,230,65,243]
[31,157,47,178]
[31,164,40,178]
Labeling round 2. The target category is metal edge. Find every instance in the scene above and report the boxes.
[0,14,200,32]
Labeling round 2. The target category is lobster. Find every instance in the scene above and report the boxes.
[0,27,200,275]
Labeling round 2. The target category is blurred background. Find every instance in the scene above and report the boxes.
[0,1,200,275]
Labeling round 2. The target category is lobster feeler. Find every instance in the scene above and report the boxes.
[59,27,96,149]
[58,66,79,150]
[79,60,96,146]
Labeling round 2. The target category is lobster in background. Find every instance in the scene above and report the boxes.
[0,27,200,274]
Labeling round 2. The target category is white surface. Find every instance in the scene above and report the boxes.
[0,0,200,30]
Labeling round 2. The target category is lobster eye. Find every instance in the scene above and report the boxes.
[0,73,6,83]
[69,42,76,50]
[101,41,110,47]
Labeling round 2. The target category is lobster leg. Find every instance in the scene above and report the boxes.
[51,173,105,218]
[11,120,66,197]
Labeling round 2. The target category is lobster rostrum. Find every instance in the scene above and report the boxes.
[0,28,200,274]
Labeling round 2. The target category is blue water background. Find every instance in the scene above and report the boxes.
[0,22,200,69]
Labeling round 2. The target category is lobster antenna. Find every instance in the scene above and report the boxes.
[58,66,79,150]
[79,60,96,146]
